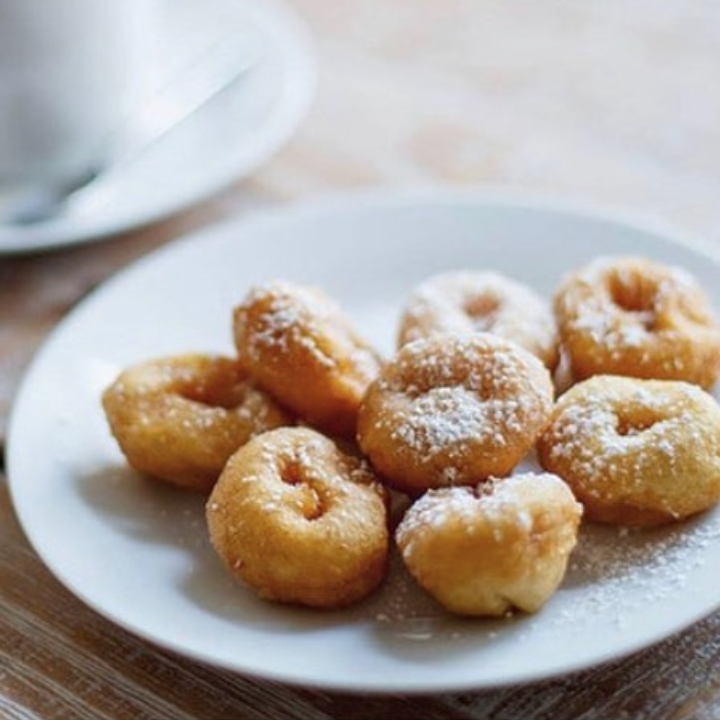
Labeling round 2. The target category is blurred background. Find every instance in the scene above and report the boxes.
[275,0,720,230]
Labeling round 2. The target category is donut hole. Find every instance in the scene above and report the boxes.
[396,365,493,402]
[606,273,657,330]
[463,294,501,332]
[615,408,662,437]
[177,377,248,410]
[280,460,326,521]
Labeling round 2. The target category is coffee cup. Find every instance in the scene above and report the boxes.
[0,0,155,210]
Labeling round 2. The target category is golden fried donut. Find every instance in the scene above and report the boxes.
[102,354,291,492]
[398,271,559,368]
[357,334,554,495]
[538,375,720,526]
[555,256,720,389]
[233,281,382,439]
[396,473,582,616]
[207,427,389,609]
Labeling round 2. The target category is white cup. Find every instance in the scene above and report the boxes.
[0,0,155,202]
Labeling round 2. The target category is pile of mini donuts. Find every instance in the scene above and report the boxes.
[102,255,720,617]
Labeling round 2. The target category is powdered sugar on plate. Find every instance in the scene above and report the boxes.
[555,516,720,628]
[372,468,720,639]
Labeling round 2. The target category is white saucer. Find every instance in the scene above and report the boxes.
[9,191,720,692]
[0,0,315,255]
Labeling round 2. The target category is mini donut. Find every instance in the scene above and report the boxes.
[398,271,559,369]
[207,427,389,609]
[555,256,720,389]
[357,334,554,496]
[102,354,291,492]
[537,375,720,526]
[233,281,382,439]
[396,473,582,616]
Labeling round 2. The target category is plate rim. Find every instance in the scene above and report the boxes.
[0,0,316,256]
[8,188,720,693]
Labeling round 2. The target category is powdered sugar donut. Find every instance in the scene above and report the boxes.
[555,256,720,389]
[207,427,389,609]
[398,271,559,368]
[103,354,292,492]
[233,281,382,439]
[396,473,582,616]
[538,375,720,526]
[357,334,554,495]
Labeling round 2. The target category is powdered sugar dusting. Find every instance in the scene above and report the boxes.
[368,335,552,479]
[396,473,575,553]
[387,467,720,637]
[543,379,707,510]
[389,387,511,453]
[237,281,382,387]
[554,516,720,627]
[240,282,339,368]
[559,256,717,363]
[399,271,558,366]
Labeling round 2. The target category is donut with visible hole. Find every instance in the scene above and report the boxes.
[538,375,720,526]
[102,354,291,492]
[207,427,389,609]
[398,271,558,369]
[357,334,554,496]
[555,256,720,388]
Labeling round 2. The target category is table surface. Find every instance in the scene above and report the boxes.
[3,1,720,718]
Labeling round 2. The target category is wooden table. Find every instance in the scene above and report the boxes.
[3,1,720,717]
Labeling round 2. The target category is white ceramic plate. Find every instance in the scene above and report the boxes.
[0,0,314,255]
[9,192,720,693]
